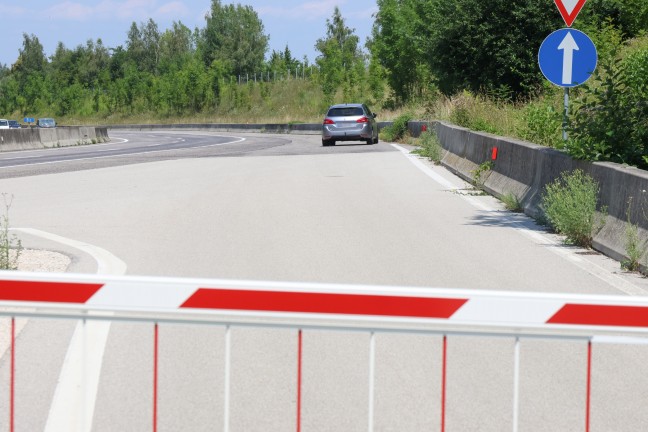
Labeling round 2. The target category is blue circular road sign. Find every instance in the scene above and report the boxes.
[538,28,597,87]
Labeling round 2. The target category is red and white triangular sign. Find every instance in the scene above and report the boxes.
[554,0,588,27]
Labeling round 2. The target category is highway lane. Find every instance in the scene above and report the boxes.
[1,131,648,431]
[0,130,393,179]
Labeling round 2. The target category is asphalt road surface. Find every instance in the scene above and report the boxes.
[0,130,647,431]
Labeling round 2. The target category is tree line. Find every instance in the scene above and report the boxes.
[0,0,320,117]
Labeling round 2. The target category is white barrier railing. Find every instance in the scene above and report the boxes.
[1,270,648,432]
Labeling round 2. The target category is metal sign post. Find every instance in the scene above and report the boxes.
[563,88,569,141]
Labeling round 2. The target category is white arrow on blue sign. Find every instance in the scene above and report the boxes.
[538,28,597,87]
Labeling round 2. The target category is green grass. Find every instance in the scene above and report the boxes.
[501,193,524,212]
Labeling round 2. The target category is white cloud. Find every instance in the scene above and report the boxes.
[42,0,189,22]
[258,0,346,21]
[0,4,28,15]
[44,1,94,20]
[155,1,190,18]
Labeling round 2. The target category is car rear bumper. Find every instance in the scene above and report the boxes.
[322,124,373,140]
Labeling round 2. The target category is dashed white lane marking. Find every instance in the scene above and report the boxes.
[12,228,126,432]
[393,144,648,297]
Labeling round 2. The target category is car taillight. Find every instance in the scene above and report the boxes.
[323,118,335,125]
[356,116,369,123]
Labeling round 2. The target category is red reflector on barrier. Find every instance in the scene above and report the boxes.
[0,280,103,303]
[548,304,648,328]
[181,289,468,319]
[492,147,498,160]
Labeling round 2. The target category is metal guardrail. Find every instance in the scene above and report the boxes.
[1,271,648,432]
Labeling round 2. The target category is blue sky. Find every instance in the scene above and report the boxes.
[0,0,377,67]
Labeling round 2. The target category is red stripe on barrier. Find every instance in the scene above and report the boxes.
[548,304,648,328]
[297,329,303,432]
[10,318,15,432]
[441,335,447,432]
[181,289,468,319]
[0,280,103,303]
[586,340,592,432]
[153,324,159,432]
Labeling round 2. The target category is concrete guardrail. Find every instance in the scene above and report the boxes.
[407,120,648,268]
[0,126,109,151]
[107,122,395,135]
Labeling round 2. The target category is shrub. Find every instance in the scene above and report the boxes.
[380,112,413,142]
[541,170,606,248]
[413,130,443,164]
[520,101,563,148]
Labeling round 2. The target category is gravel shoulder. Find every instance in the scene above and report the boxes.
[16,249,70,273]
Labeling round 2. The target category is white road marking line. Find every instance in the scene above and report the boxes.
[0,136,245,169]
[392,144,459,190]
[11,228,126,432]
[394,146,648,296]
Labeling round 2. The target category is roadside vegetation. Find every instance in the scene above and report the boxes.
[541,170,606,248]
[0,194,22,271]
[411,130,443,165]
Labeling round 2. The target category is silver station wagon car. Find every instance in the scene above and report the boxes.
[322,103,379,146]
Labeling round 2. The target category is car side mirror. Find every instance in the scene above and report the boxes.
[372,113,377,118]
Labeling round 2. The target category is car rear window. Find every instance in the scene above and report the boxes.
[0,120,7,127]
[327,107,364,117]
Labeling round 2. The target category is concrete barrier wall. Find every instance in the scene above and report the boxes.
[0,127,109,151]
[433,121,648,266]
[108,123,323,135]
[108,122,394,136]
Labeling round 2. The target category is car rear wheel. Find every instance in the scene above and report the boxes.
[373,136,379,144]
[365,139,372,145]
[322,139,334,147]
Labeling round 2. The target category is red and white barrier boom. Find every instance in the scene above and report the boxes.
[0,271,647,337]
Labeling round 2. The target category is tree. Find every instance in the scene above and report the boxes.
[126,19,161,74]
[12,34,47,77]
[11,34,50,113]
[126,22,145,66]
[425,0,560,99]
[370,0,430,103]
[159,21,194,73]
[201,0,269,76]
[141,19,161,74]
[582,0,648,40]
[315,7,365,102]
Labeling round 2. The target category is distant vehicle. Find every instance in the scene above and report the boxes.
[37,118,56,128]
[8,120,20,129]
[322,103,379,147]
[0,119,9,129]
